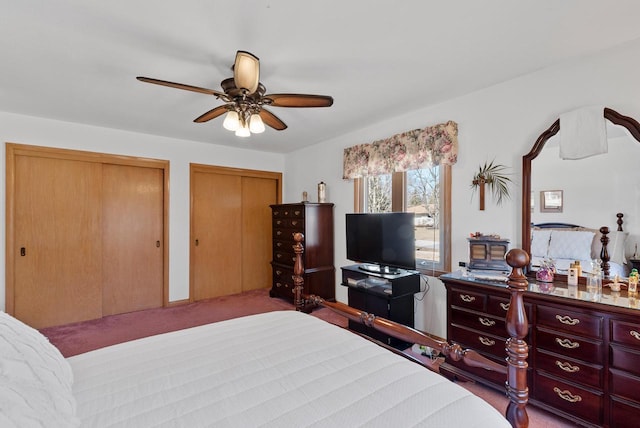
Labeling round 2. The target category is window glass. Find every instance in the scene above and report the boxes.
[356,165,449,274]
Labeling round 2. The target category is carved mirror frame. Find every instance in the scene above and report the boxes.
[521,107,640,271]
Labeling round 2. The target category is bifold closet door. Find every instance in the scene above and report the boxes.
[102,164,164,316]
[14,156,103,329]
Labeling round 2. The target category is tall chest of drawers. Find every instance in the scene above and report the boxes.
[440,273,640,428]
[269,203,335,301]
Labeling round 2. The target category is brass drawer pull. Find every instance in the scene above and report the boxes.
[555,314,580,326]
[479,336,495,346]
[276,282,283,288]
[276,220,283,225]
[630,330,640,341]
[556,360,580,373]
[500,302,510,311]
[553,387,582,403]
[479,317,496,327]
[291,220,299,227]
[460,294,476,303]
[293,210,302,216]
[275,270,282,275]
[555,337,580,349]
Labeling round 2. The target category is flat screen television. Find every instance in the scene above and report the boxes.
[345,212,416,274]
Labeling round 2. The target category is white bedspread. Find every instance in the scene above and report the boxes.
[68,311,509,427]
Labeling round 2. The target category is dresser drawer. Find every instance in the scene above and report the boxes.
[611,319,640,350]
[610,368,640,404]
[451,309,506,338]
[282,206,304,218]
[610,395,640,426]
[535,373,603,426]
[273,250,297,266]
[272,218,304,229]
[272,266,295,297]
[537,305,602,338]
[449,288,487,311]
[535,348,602,389]
[610,344,640,377]
[535,327,603,364]
[450,324,505,359]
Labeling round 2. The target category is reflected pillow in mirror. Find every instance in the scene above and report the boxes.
[548,230,596,261]
[530,229,552,258]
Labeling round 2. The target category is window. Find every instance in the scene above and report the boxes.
[354,165,451,275]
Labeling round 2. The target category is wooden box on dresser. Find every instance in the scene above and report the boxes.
[269,203,335,301]
[440,272,640,428]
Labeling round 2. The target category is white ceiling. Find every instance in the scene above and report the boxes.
[2,1,640,153]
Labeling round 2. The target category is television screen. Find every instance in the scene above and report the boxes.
[346,212,416,273]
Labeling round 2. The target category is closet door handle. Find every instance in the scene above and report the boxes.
[20,247,26,256]
[156,241,161,248]
[195,239,199,246]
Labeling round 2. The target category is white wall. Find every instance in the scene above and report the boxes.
[284,39,640,338]
[0,113,285,310]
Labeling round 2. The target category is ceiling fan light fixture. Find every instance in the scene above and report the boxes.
[234,51,260,94]
[222,110,240,131]
[235,121,251,137]
[249,113,265,134]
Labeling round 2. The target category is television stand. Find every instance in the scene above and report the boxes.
[341,264,420,349]
[358,264,401,275]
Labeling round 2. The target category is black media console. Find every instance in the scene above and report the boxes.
[341,264,420,349]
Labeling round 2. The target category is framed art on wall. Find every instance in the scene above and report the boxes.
[540,190,563,213]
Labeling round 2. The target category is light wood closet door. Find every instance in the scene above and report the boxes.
[102,164,164,315]
[191,166,280,301]
[14,156,103,328]
[192,171,243,300]
[241,176,277,291]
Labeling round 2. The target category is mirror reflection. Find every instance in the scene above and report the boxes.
[523,108,640,279]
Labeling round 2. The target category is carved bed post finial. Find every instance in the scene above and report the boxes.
[600,227,610,277]
[617,213,624,232]
[292,232,305,311]
[505,248,530,428]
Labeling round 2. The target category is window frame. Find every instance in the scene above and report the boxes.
[353,165,451,276]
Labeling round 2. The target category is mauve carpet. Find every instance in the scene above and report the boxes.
[40,288,572,427]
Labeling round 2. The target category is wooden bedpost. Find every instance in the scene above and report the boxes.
[600,226,610,277]
[505,248,530,428]
[292,232,306,312]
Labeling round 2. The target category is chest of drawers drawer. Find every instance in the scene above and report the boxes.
[534,372,604,426]
[535,327,603,363]
[449,288,487,311]
[450,324,505,358]
[610,367,640,404]
[611,319,640,349]
[535,348,602,389]
[537,305,602,338]
[610,344,640,377]
[450,309,506,338]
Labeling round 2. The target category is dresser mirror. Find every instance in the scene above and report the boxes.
[522,108,640,278]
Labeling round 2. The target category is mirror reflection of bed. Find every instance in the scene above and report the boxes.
[523,107,640,279]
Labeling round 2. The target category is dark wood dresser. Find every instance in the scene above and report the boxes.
[269,203,335,301]
[440,272,640,428]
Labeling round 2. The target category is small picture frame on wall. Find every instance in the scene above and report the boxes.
[540,190,563,213]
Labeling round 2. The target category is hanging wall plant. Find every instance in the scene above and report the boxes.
[471,160,512,210]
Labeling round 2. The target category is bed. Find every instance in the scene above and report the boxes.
[529,213,629,278]
[1,235,530,428]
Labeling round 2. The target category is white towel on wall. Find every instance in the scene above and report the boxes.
[559,105,607,160]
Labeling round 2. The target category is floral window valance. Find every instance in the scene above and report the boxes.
[342,120,458,179]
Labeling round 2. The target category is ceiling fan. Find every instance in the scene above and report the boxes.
[137,51,334,137]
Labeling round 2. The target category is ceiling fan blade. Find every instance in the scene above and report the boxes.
[193,105,229,123]
[233,51,260,94]
[264,94,334,108]
[259,108,287,130]
[136,76,226,97]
